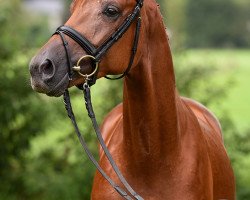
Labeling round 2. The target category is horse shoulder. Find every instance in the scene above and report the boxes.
[181,97,223,141]
[181,97,236,199]
[99,103,123,155]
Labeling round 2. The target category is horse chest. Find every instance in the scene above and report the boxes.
[92,117,213,199]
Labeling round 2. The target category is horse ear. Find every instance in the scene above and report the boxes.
[144,0,163,36]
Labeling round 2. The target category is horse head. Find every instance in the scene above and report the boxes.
[29,0,145,97]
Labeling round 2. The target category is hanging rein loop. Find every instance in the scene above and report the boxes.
[63,90,139,200]
[55,0,144,199]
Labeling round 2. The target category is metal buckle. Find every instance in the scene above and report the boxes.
[72,55,99,79]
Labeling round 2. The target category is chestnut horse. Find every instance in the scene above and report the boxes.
[29,0,235,199]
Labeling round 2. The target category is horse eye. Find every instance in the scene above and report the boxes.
[103,6,120,18]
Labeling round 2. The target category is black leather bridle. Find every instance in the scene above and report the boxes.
[53,0,144,199]
[54,0,143,86]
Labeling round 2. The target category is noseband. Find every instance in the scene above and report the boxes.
[53,1,144,200]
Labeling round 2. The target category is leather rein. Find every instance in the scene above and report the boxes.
[53,1,144,199]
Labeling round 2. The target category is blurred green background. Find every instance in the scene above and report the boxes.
[0,0,249,199]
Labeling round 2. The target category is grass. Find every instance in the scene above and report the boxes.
[178,49,250,132]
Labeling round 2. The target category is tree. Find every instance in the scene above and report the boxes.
[185,0,249,48]
[0,0,52,198]
[1,1,249,199]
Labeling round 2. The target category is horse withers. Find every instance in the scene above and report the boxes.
[29,0,235,199]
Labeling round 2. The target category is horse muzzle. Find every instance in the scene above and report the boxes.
[29,55,69,97]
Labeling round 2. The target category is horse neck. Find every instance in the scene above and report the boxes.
[122,6,181,166]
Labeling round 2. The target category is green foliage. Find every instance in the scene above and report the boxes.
[0,0,249,200]
[161,0,250,48]
[0,0,53,198]
[185,0,249,48]
[20,79,123,200]
[174,50,234,105]
[163,0,187,49]
[173,49,250,199]
[0,3,123,199]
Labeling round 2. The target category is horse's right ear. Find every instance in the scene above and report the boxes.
[143,0,165,40]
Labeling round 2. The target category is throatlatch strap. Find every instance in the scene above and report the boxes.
[105,17,141,80]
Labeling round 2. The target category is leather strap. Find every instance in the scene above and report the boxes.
[83,84,143,200]
[54,0,143,82]
[64,88,144,199]
[57,0,145,199]
[105,17,141,80]
[63,90,134,200]
[56,31,73,79]
[55,26,96,55]
[94,4,142,62]
[56,1,142,63]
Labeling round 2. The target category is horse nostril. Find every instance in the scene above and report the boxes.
[39,59,56,81]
